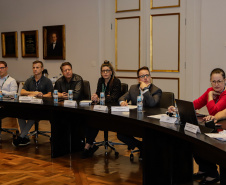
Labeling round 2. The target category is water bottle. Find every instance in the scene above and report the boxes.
[0,86,3,100]
[53,90,58,103]
[68,90,73,100]
[14,93,18,99]
[137,96,143,112]
[99,92,105,105]
[175,104,180,124]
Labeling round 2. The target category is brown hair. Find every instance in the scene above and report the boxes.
[137,66,150,77]
[101,60,115,77]
[210,68,225,79]
[60,62,72,71]
[0,61,7,67]
[101,60,115,91]
[33,60,43,68]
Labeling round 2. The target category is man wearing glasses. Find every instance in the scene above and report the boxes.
[118,66,162,159]
[54,62,83,100]
[119,66,162,106]
[0,61,17,96]
[13,60,53,147]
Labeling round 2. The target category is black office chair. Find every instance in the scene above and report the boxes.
[0,119,18,137]
[83,80,91,100]
[29,121,51,143]
[129,91,175,161]
[94,83,128,157]
[158,91,175,109]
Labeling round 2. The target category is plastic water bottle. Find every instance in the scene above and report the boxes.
[14,93,18,99]
[53,90,58,103]
[175,104,180,124]
[99,92,105,105]
[68,90,73,100]
[0,86,3,100]
[137,96,143,112]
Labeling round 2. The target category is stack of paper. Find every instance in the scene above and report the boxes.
[205,130,226,142]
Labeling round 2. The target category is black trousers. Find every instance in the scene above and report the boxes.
[85,126,99,145]
[194,154,219,178]
[117,133,141,150]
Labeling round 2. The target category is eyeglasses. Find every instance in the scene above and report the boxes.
[63,69,72,73]
[138,74,150,79]
[211,80,224,85]
[101,70,111,73]
[0,67,6,70]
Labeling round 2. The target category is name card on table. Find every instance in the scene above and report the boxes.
[160,115,177,124]
[30,98,43,104]
[19,96,32,101]
[64,100,77,108]
[93,105,108,112]
[184,123,201,134]
[111,106,129,112]
[79,100,92,106]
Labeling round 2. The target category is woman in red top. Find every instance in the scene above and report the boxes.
[169,68,226,184]
[193,68,226,116]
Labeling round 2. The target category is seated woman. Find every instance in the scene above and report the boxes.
[168,68,226,184]
[81,60,121,158]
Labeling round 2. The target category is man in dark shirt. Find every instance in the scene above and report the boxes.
[13,61,53,147]
[54,62,83,100]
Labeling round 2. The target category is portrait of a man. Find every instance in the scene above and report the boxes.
[43,25,65,60]
[47,32,62,56]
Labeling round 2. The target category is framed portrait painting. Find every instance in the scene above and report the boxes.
[1,31,18,57]
[43,25,66,60]
[21,30,39,57]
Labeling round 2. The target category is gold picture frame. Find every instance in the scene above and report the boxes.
[21,30,39,57]
[115,0,141,13]
[1,31,18,58]
[43,25,65,60]
[151,0,180,9]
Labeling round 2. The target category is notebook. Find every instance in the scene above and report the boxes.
[175,99,214,133]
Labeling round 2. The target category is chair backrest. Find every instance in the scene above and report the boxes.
[17,81,25,96]
[83,80,91,100]
[158,91,175,109]
[121,83,128,96]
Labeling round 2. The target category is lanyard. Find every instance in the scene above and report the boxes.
[35,80,40,91]
[102,83,107,93]
[0,75,9,89]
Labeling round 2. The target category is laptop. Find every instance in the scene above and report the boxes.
[175,99,215,133]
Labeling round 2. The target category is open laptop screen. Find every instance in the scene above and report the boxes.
[175,99,198,125]
[175,99,214,133]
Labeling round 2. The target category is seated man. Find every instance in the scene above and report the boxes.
[54,62,83,100]
[0,61,17,96]
[13,61,53,146]
[117,66,162,157]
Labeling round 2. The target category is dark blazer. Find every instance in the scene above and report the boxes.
[119,83,162,107]
[47,42,62,56]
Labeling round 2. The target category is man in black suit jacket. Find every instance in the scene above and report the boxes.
[117,66,162,158]
[47,33,62,56]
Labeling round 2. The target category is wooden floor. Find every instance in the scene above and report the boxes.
[0,118,219,185]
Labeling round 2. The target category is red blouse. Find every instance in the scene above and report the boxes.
[193,87,226,115]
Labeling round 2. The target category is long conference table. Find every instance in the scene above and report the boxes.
[0,97,226,185]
